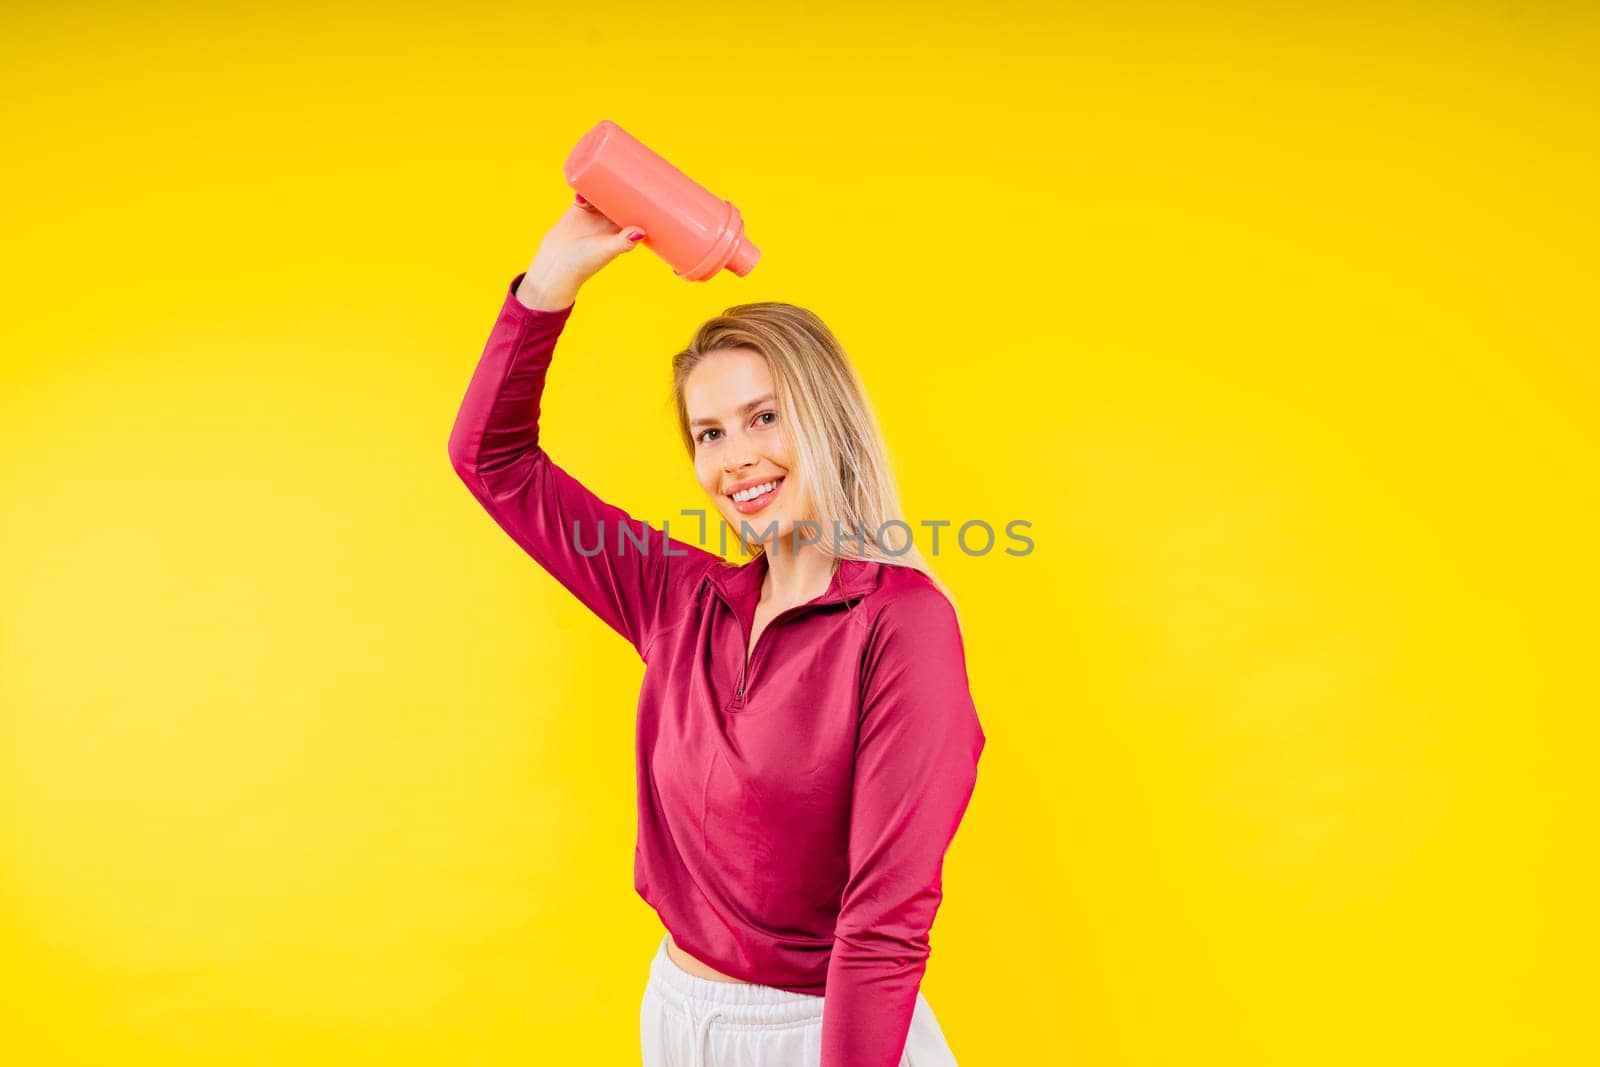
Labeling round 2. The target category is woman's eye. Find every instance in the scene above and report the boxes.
[697,412,774,445]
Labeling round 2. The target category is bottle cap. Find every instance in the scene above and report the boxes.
[727,239,761,277]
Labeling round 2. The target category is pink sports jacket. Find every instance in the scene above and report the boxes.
[447,272,986,1067]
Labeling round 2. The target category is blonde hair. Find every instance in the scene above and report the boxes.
[670,302,963,630]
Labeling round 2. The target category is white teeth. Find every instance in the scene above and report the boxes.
[732,479,779,502]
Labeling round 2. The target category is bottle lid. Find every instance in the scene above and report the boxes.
[727,238,761,277]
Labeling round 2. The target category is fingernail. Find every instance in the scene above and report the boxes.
[574,193,587,204]
[629,231,645,241]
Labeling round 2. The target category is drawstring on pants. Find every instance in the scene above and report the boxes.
[688,1002,725,1067]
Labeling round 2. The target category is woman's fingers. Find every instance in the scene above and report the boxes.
[574,192,600,213]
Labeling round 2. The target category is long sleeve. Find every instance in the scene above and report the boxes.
[821,583,986,1067]
[447,271,720,660]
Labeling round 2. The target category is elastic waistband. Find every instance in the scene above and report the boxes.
[647,934,825,1027]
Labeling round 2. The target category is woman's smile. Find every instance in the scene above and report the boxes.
[728,475,785,515]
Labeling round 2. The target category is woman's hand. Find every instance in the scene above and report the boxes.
[516,193,647,311]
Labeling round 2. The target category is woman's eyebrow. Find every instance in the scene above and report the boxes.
[690,393,776,429]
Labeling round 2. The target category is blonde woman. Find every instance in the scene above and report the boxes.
[447,191,985,1067]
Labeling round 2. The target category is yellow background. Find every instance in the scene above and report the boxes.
[4,2,1597,1063]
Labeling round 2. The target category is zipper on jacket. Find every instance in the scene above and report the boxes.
[732,606,809,705]
[705,571,863,708]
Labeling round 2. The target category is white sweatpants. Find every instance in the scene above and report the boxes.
[639,933,959,1066]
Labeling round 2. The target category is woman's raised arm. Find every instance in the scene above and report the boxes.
[447,201,720,659]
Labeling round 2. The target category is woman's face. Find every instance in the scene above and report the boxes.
[685,348,806,550]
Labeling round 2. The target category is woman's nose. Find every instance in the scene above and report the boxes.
[722,439,759,471]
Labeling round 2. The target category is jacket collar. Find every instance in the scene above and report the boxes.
[704,551,882,612]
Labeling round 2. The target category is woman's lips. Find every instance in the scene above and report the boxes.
[729,476,784,516]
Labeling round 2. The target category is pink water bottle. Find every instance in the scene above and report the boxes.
[563,120,761,281]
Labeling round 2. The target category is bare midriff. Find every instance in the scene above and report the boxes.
[665,930,751,984]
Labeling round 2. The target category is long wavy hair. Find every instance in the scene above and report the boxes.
[669,301,962,627]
